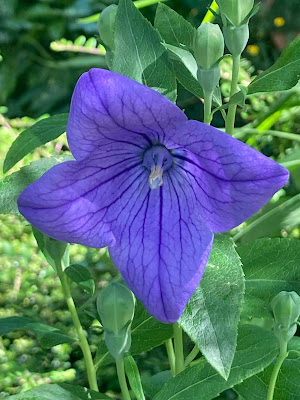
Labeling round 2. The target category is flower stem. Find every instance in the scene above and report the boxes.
[225,54,240,135]
[266,341,288,400]
[203,90,213,125]
[116,358,132,400]
[184,344,200,367]
[165,339,176,376]
[55,261,99,392]
[173,323,185,375]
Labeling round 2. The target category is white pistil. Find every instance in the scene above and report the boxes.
[149,165,163,190]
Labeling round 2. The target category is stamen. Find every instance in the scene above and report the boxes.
[143,145,173,190]
[149,165,163,189]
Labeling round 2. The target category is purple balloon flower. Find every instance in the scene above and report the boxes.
[18,69,289,323]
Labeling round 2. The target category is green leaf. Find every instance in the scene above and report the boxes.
[95,301,173,368]
[0,155,73,215]
[3,114,68,173]
[153,325,279,400]
[112,0,177,102]
[5,383,110,399]
[32,227,69,271]
[0,316,75,348]
[65,264,95,294]
[248,35,300,94]
[235,337,300,400]
[233,194,300,242]
[180,234,244,380]
[142,371,172,398]
[154,3,195,50]
[124,355,146,400]
[237,238,300,326]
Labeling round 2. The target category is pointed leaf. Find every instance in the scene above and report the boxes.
[124,355,146,400]
[65,264,95,294]
[154,3,195,50]
[112,0,177,102]
[5,383,110,399]
[153,326,279,400]
[237,238,300,326]
[0,316,75,348]
[248,35,300,94]
[0,155,73,215]
[3,114,68,173]
[180,234,244,379]
[235,337,300,400]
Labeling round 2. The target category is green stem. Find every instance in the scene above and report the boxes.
[203,90,213,125]
[116,358,132,400]
[266,341,288,400]
[225,54,241,135]
[184,344,200,367]
[165,339,176,376]
[173,323,185,375]
[233,128,300,142]
[56,261,99,391]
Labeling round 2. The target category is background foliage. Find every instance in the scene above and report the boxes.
[0,0,300,398]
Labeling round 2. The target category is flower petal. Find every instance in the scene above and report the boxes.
[109,169,213,323]
[67,68,187,160]
[173,120,289,232]
[18,153,142,247]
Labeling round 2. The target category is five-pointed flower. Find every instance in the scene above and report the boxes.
[18,69,289,323]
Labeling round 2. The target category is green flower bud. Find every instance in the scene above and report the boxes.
[216,0,254,27]
[194,23,224,70]
[197,64,221,93]
[97,4,117,50]
[97,282,135,334]
[104,325,132,359]
[271,291,300,343]
[223,24,249,56]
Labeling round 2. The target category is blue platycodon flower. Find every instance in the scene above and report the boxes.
[18,69,289,323]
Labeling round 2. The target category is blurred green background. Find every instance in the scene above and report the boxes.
[0,0,300,398]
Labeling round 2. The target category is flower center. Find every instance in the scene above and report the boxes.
[143,145,173,190]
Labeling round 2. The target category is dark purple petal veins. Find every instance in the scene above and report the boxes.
[67,68,187,161]
[173,120,289,232]
[109,170,213,323]
[18,153,142,248]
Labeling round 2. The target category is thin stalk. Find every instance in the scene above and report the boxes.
[266,341,288,400]
[184,344,200,367]
[233,128,300,142]
[173,323,185,375]
[56,261,99,391]
[116,358,132,400]
[225,54,241,135]
[165,339,176,376]
[203,90,213,125]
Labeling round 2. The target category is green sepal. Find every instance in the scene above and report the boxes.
[104,323,132,360]
[197,65,221,93]
[223,23,249,56]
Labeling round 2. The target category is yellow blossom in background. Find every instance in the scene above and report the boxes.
[274,17,285,27]
[247,44,259,56]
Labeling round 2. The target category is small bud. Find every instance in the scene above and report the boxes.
[271,291,300,343]
[194,23,224,70]
[223,24,249,56]
[97,4,118,50]
[105,325,132,359]
[97,282,135,334]
[216,0,254,27]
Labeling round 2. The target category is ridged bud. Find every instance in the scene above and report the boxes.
[97,282,135,334]
[216,0,254,27]
[97,4,117,50]
[97,282,135,359]
[271,291,300,343]
[223,23,249,56]
[194,23,224,70]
